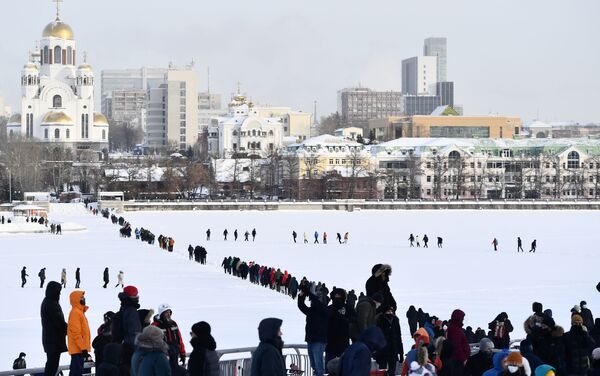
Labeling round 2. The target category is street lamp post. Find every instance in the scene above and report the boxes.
[8,169,11,203]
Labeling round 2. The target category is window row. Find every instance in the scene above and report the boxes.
[43,128,106,140]
[42,46,75,65]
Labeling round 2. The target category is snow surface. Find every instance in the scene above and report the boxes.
[1,205,599,369]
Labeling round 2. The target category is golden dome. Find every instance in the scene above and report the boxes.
[42,111,73,124]
[93,113,109,125]
[42,20,74,40]
[8,114,22,124]
[23,63,38,70]
[78,63,93,72]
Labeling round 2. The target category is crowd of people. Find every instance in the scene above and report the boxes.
[19,207,599,376]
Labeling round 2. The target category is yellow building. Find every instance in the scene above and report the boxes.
[369,108,521,142]
[412,114,521,139]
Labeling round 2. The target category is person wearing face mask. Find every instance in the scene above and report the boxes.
[298,284,330,376]
[376,305,404,376]
[251,318,286,376]
[67,290,91,376]
[153,303,187,375]
[502,352,526,376]
[326,289,352,364]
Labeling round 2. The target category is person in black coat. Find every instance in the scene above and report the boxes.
[103,267,109,288]
[563,315,596,375]
[519,339,543,372]
[112,286,142,375]
[406,305,419,335]
[21,266,28,287]
[251,318,286,376]
[375,306,404,376]
[465,326,476,344]
[465,338,494,376]
[591,318,600,347]
[298,286,329,376]
[188,321,219,376]
[365,264,396,312]
[95,343,122,376]
[39,267,46,288]
[75,267,81,288]
[326,289,351,364]
[347,290,357,311]
[580,301,594,331]
[488,312,513,349]
[40,281,68,376]
[200,247,207,265]
[92,311,115,367]
[188,245,194,260]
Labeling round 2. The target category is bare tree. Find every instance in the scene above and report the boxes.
[43,146,73,194]
[317,112,342,136]
[345,147,369,199]
[280,154,300,199]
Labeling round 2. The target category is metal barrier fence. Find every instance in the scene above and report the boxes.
[0,340,524,376]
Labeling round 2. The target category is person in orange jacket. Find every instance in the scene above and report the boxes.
[67,290,91,376]
[168,237,175,252]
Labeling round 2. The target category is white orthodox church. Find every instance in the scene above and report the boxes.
[6,4,109,157]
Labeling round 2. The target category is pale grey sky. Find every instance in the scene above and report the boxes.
[1,0,599,123]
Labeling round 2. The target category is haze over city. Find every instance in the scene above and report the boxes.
[1,0,599,123]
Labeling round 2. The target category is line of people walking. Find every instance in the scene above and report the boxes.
[408,233,443,248]
[20,266,125,290]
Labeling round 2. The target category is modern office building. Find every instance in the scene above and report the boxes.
[436,82,454,108]
[401,56,438,95]
[401,95,441,116]
[108,89,146,122]
[337,87,402,130]
[423,37,447,82]
[144,67,198,150]
[100,67,167,116]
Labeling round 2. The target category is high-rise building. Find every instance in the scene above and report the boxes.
[436,82,454,107]
[337,87,403,130]
[101,67,167,115]
[423,37,447,82]
[198,92,221,110]
[401,56,438,95]
[401,95,441,116]
[109,89,146,122]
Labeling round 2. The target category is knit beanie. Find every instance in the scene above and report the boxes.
[123,285,138,298]
[571,314,583,326]
[479,338,494,352]
[506,351,523,366]
[532,302,543,314]
[192,321,211,337]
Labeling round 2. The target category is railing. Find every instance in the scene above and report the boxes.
[0,344,310,376]
[0,340,525,376]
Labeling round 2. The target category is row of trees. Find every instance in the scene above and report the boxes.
[380,152,600,200]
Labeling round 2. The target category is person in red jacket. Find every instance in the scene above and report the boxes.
[446,309,471,374]
[152,303,186,374]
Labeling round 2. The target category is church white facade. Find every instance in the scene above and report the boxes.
[6,7,109,155]
[208,94,285,158]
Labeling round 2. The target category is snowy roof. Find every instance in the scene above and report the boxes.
[300,134,361,146]
[104,167,165,182]
[527,121,550,128]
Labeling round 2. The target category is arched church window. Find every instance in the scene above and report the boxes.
[54,46,62,64]
[66,129,70,139]
[53,95,62,108]
[67,47,73,65]
[55,128,60,139]
[102,130,106,140]
[43,47,49,64]
[44,129,49,139]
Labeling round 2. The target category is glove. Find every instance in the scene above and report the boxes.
[81,349,88,357]
[180,354,186,365]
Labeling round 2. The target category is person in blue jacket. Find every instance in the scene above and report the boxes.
[131,326,171,376]
[338,325,386,376]
[482,349,509,376]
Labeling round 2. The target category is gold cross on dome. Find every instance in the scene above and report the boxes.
[53,0,63,20]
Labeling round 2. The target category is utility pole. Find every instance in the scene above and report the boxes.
[8,169,11,203]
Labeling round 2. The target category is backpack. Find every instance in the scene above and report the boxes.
[493,321,505,339]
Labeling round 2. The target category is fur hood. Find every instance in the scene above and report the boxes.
[135,326,168,352]
[374,264,392,278]
[551,325,565,338]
